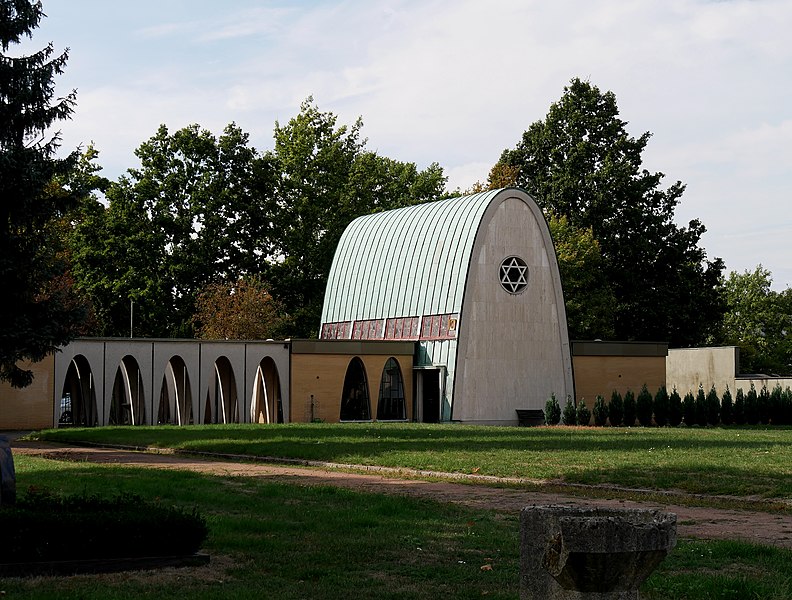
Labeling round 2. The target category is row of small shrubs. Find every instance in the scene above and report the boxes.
[0,488,208,562]
[544,383,792,427]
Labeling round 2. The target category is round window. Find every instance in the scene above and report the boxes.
[499,256,529,294]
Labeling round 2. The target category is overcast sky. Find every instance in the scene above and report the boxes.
[28,0,792,289]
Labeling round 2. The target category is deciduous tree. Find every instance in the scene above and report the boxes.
[498,78,724,345]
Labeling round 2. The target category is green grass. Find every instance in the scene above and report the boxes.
[33,423,792,498]
[4,455,792,599]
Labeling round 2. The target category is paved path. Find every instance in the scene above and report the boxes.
[11,439,792,549]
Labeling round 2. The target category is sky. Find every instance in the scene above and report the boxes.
[24,0,792,290]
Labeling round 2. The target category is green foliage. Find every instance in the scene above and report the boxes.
[782,387,792,426]
[544,393,561,425]
[547,213,615,339]
[608,390,623,426]
[769,385,783,425]
[653,386,669,427]
[592,395,608,426]
[267,98,446,336]
[745,384,759,425]
[721,386,733,426]
[668,387,683,427]
[498,78,724,346]
[682,391,696,426]
[705,385,720,426]
[636,384,653,427]
[576,398,591,426]
[0,0,89,386]
[733,387,746,425]
[694,386,708,426]
[715,266,792,375]
[562,395,577,425]
[1,488,207,561]
[622,390,636,427]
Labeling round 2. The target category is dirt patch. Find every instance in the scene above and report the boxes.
[11,440,792,550]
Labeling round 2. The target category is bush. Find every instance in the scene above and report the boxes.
[0,489,208,562]
[706,385,720,426]
[636,384,653,427]
[758,385,771,425]
[694,385,708,426]
[608,390,623,427]
[668,387,683,426]
[622,390,636,427]
[653,386,669,427]
[745,384,759,425]
[592,395,608,427]
[734,388,746,425]
[562,396,577,426]
[544,393,561,425]
[682,391,696,426]
[576,399,591,426]
[721,386,733,425]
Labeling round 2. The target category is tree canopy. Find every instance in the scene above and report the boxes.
[0,0,87,387]
[498,78,724,346]
[716,266,792,375]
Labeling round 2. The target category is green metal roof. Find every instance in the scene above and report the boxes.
[322,189,502,323]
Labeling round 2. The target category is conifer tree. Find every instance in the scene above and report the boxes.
[1,0,85,387]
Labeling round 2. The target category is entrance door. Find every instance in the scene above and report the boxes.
[417,369,441,423]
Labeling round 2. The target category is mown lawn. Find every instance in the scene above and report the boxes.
[4,454,792,600]
[34,423,792,498]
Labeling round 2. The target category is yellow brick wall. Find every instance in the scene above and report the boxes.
[0,355,55,430]
[290,353,413,423]
[572,355,666,404]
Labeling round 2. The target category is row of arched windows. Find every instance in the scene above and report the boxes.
[59,353,408,425]
[340,357,407,421]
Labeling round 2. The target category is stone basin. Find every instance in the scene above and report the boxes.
[520,505,677,600]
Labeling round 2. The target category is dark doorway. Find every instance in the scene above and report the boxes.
[340,357,371,421]
[419,369,440,423]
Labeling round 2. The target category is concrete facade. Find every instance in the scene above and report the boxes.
[667,346,792,396]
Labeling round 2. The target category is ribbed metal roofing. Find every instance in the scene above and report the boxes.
[322,189,502,323]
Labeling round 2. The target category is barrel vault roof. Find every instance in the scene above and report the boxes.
[321,189,504,323]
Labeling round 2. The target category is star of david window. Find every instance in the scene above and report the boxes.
[499,256,529,294]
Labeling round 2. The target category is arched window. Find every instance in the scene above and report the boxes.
[376,358,406,421]
[340,357,371,421]
[60,355,98,427]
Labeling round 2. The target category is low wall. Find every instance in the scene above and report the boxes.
[0,356,54,430]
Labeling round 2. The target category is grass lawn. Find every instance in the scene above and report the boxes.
[3,454,792,599]
[33,423,792,499]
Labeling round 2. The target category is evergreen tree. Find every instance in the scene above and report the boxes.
[0,0,87,386]
[636,384,653,426]
[562,396,577,426]
[623,390,636,427]
[769,385,783,425]
[682,391,696,426]
[694,385,708,426]
[592,395,608,427]
[705,385,721,426]
[668,387,683,427]
[757,385,771,425]
[608,390,623,426]
[733,388,746,425]
[653,386,670,427]
[576,398,591,426]
[721,386,733,426]
[544,393,561,425]
[745,384,759,425]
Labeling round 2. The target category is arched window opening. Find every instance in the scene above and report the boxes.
[340,357,371,421]
[59,355,98,427]
[204,356,238,424]
[251,357,283,424]
[376,358,406,421]
[109,355,146,425]
[158,356,193,425]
